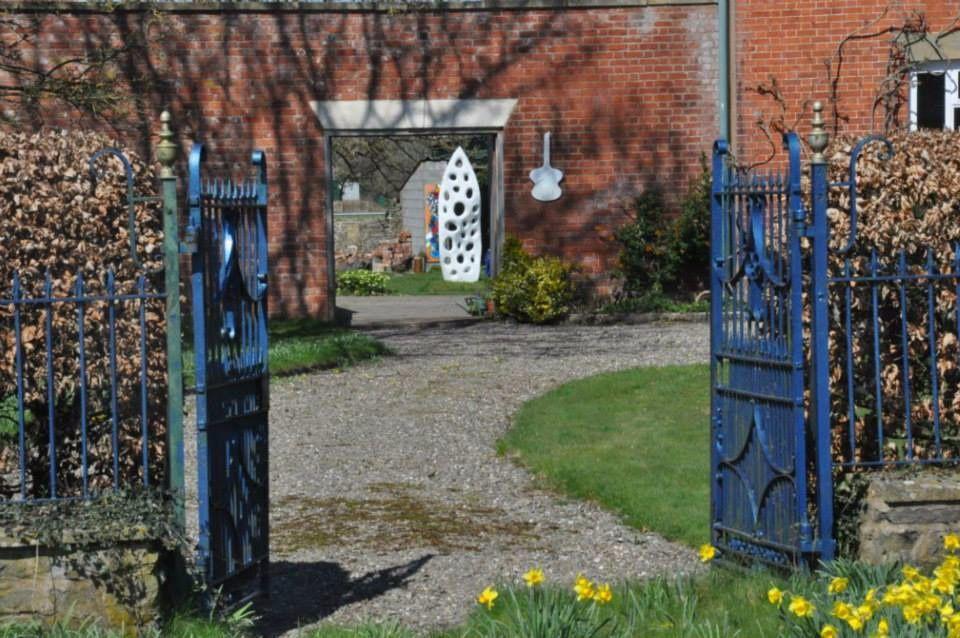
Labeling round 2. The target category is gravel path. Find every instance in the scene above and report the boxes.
[188,320,710,635]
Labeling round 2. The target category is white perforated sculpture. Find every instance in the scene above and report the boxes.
[438,147,482,282]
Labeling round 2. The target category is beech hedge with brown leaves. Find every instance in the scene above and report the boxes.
[826,130,960,466]
[0,129,165,499]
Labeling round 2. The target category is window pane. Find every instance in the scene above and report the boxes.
[917,72,946,129]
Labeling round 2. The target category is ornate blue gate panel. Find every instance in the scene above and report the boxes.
[710,133,819,566]
[189,144,270,606]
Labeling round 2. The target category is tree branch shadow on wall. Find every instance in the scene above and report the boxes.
[12,4,706,314]
[258,554,433,637]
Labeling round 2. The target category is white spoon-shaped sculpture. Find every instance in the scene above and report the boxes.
[530,132,563,202]
[438,147,482,282]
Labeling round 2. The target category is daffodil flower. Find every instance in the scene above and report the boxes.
[522,568,544,587]
[477,586,498,610]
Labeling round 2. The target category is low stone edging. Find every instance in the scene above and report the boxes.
[859,473,960,567]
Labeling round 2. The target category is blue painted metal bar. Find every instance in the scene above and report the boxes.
[809,135,835,560]
[926,249,942,457]
[138,274,149,486]
[76,273,89,497]
[43,273,56,499]
[0,292,164,305]
[898,250,914,461]
[832,135,895,255]
[709,139,727,552]
[843,259,855,460]
[107,270,120,488]
[786,132,811,549]
[829,272,960,284]
[870,250,884,463]
[88,148,164,267]
[13,272,25,500]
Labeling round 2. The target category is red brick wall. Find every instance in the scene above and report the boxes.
[734,0,960,163]
[11,4,718,318]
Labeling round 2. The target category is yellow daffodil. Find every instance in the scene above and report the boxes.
[593,583,613,605]
[789,595,815,618]
[767,587,784,605]
[820,624,839,638]
[477,586,498,610]
[698,544,716,563]
[574,574,595,601]
[832,601,854,621]
[945,534,960,552]
[942,602,956,622]
[903,565,921,581]
[846,615,864,632]
[828,576,849,595]
[872,618,890,638]
[522,568,544,587]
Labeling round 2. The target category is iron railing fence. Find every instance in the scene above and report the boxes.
[829,247,960,469]
[0,270,165,502]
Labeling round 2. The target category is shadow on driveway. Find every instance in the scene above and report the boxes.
[257,554,434,636]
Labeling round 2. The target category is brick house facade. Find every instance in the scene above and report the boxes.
[7,1,959,318]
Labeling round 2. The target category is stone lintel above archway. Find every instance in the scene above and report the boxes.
[309,99,518,131]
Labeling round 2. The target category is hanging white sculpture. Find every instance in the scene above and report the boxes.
[438,147,482,282]
[530,132,563,202]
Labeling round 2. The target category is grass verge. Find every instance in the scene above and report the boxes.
[184,319,389,386]
[498,364,710,547]
[384,269,489,296]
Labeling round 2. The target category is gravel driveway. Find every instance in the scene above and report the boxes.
[189,320,710,635]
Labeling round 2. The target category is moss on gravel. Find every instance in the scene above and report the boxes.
[272,482,540,554]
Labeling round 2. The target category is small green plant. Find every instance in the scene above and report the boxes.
[337,269,390,296]
[490,238,574,324]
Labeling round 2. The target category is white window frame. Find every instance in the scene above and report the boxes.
[909,60,960,130]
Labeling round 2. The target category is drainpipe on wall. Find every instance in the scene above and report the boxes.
[718,0,733,145]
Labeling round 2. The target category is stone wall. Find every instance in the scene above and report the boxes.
[0,536,162,630]
[858,473,960,566]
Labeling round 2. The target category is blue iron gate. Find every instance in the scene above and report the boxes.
[189,144,270,606]
[710,130,833,567]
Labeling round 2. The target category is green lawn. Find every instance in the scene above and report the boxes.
[183,318,389,385]
[384,269,489,296]
[498,364,711,547]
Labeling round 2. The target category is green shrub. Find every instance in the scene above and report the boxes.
[614,158,711,296]
[491,240,574,324]
[668,159,711,292]
[614,189,672,295]
[337,269,390,296]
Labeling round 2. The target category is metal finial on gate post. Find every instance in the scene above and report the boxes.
[157,111,177,179]
[808,101,828,165]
